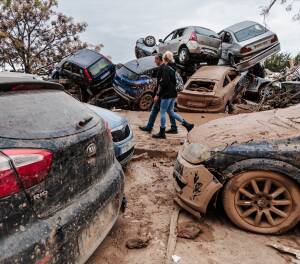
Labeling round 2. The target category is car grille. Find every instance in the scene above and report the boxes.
[112,125,130,142]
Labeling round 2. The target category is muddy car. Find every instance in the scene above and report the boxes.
[176,66,241,113]
[51,48,116,102]
[219,21,280,71]
[0,77,125,263]
[174,105,300,234]
[113,56,158,111]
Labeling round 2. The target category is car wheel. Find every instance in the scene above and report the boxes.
[178,47,190,65]
[223,171,300,234]
[259,85,275,101]
[137,93,154,111]
[144,36,156,47]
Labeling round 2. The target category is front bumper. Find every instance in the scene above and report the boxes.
[173,154,222,214]
[0,161,125,264]
[113,129,135,166]
[113,84,137,103]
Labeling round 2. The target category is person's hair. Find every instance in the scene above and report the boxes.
[155,54,163,61]
[163,51,174,63]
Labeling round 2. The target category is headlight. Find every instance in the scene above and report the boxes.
[181,143,211,164]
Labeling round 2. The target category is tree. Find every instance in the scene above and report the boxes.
[0,0,90,74]
[261,0,300,21]
[264,52,292,72]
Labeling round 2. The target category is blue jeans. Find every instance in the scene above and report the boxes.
[160,98,184,129]
[146,101,177,129]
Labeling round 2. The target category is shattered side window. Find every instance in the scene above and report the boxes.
[186,80,216,92]
[234,24,267,42]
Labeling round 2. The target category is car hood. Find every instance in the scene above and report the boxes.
[85,104,126,129]
[188,104,300,149]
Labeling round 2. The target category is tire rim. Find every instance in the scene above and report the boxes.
[234,177,293,228]
[179,50,187,62]
[145,37,155,46]
[139,94,153,110]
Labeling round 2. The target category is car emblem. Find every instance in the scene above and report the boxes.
[86,143,97,157]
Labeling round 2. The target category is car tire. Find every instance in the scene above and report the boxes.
[137,92,154,111]
[178,47,190,65]
[223,170,300,234]
[144,36,156,48]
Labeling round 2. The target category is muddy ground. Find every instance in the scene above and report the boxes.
[87,111,300,264]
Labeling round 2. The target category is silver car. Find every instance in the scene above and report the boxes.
[158,26,221,65]
[219,21,280,71]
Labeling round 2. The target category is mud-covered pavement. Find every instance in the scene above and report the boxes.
[88,112,300,264]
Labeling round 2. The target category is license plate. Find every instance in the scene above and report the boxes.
[77,199,119,263]
[120,140,134,155]
[254,41,268,49]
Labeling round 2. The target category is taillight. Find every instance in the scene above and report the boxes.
[189,32,197,41]
[240,46,252,54]
[0,149,53,198]
[271,34,278,43]
[104,121,113,142]
[84,68,93,81]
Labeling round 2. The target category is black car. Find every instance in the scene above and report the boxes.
[0,77,125,263]
[52,48,116,103]
[113,56,159,111]
[174,105,300,234]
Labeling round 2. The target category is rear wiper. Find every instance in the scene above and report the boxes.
[77,116,93,128]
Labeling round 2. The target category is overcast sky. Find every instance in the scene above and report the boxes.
[58,0,299,63]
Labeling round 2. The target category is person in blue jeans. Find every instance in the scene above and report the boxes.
[153,51,194,139]
[139,54,178,134]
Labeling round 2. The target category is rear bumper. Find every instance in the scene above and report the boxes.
[0,161,125,264]
[186,42,219,59]
[235,43,281,71]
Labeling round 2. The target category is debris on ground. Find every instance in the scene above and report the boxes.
[269,243,300,261]
[125,237,150,249]
[131,152,149,162]
[177,222,202,239]
[171,255,181,263]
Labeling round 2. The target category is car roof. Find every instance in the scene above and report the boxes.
[66,49,105,68]
[190,66,235,81]
[223,21,259,33]
[124,55,158,74]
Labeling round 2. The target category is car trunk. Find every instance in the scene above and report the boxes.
[240,33,276,56]
[0,89,114,218]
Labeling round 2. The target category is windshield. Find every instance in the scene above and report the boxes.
[234,24,267,42]
[117,65,140,81]
[88,57,110,77]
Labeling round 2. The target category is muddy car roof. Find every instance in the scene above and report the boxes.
[124,56,158,74]
[190,66,234,81]
[224,21,257,33]
[66,49,106,68]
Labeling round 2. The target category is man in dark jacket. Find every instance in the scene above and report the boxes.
[153,51,194,139]
[139,54,178,133]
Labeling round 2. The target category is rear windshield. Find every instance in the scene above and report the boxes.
[186,81,216,92]
[195,27,218,38]
[117,66,140,81]
[88,57,110,77]
[234,24,267,42]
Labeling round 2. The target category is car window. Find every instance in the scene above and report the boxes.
[186,80,216,92]
[223,32,233,44]
[234,24,267,42]
[62,61,72,71]
[71,64,82,75]
[172,28,186,39]
[117,65,140,81]
[88,57,110,77]
[223,76,230,87]
[195,27,218,38]
[164,31,175,42]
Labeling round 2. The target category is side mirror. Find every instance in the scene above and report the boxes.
[159,39,164,43]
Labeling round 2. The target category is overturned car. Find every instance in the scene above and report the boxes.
[174,105,300,234]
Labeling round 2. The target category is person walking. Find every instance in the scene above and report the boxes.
[153,51,194,139]
[139,54,178,134]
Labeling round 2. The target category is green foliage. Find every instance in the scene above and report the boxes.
[264,52,294,72]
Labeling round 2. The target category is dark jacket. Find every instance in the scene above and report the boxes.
[157,63,177,99]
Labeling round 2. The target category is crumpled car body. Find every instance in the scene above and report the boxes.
[174,104,300,233]
[135,37,158,59]
[113,56,158,111]
[219,21,280,71]
[176,66,241,113]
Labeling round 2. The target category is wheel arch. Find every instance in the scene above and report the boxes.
[222,158,300,185]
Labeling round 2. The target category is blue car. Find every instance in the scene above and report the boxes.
[113,56,159,111]
[86,104,135,166]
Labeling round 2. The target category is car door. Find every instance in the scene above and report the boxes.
[171,28,187,55]
[158,31,176,54]
[220,31,234,60]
